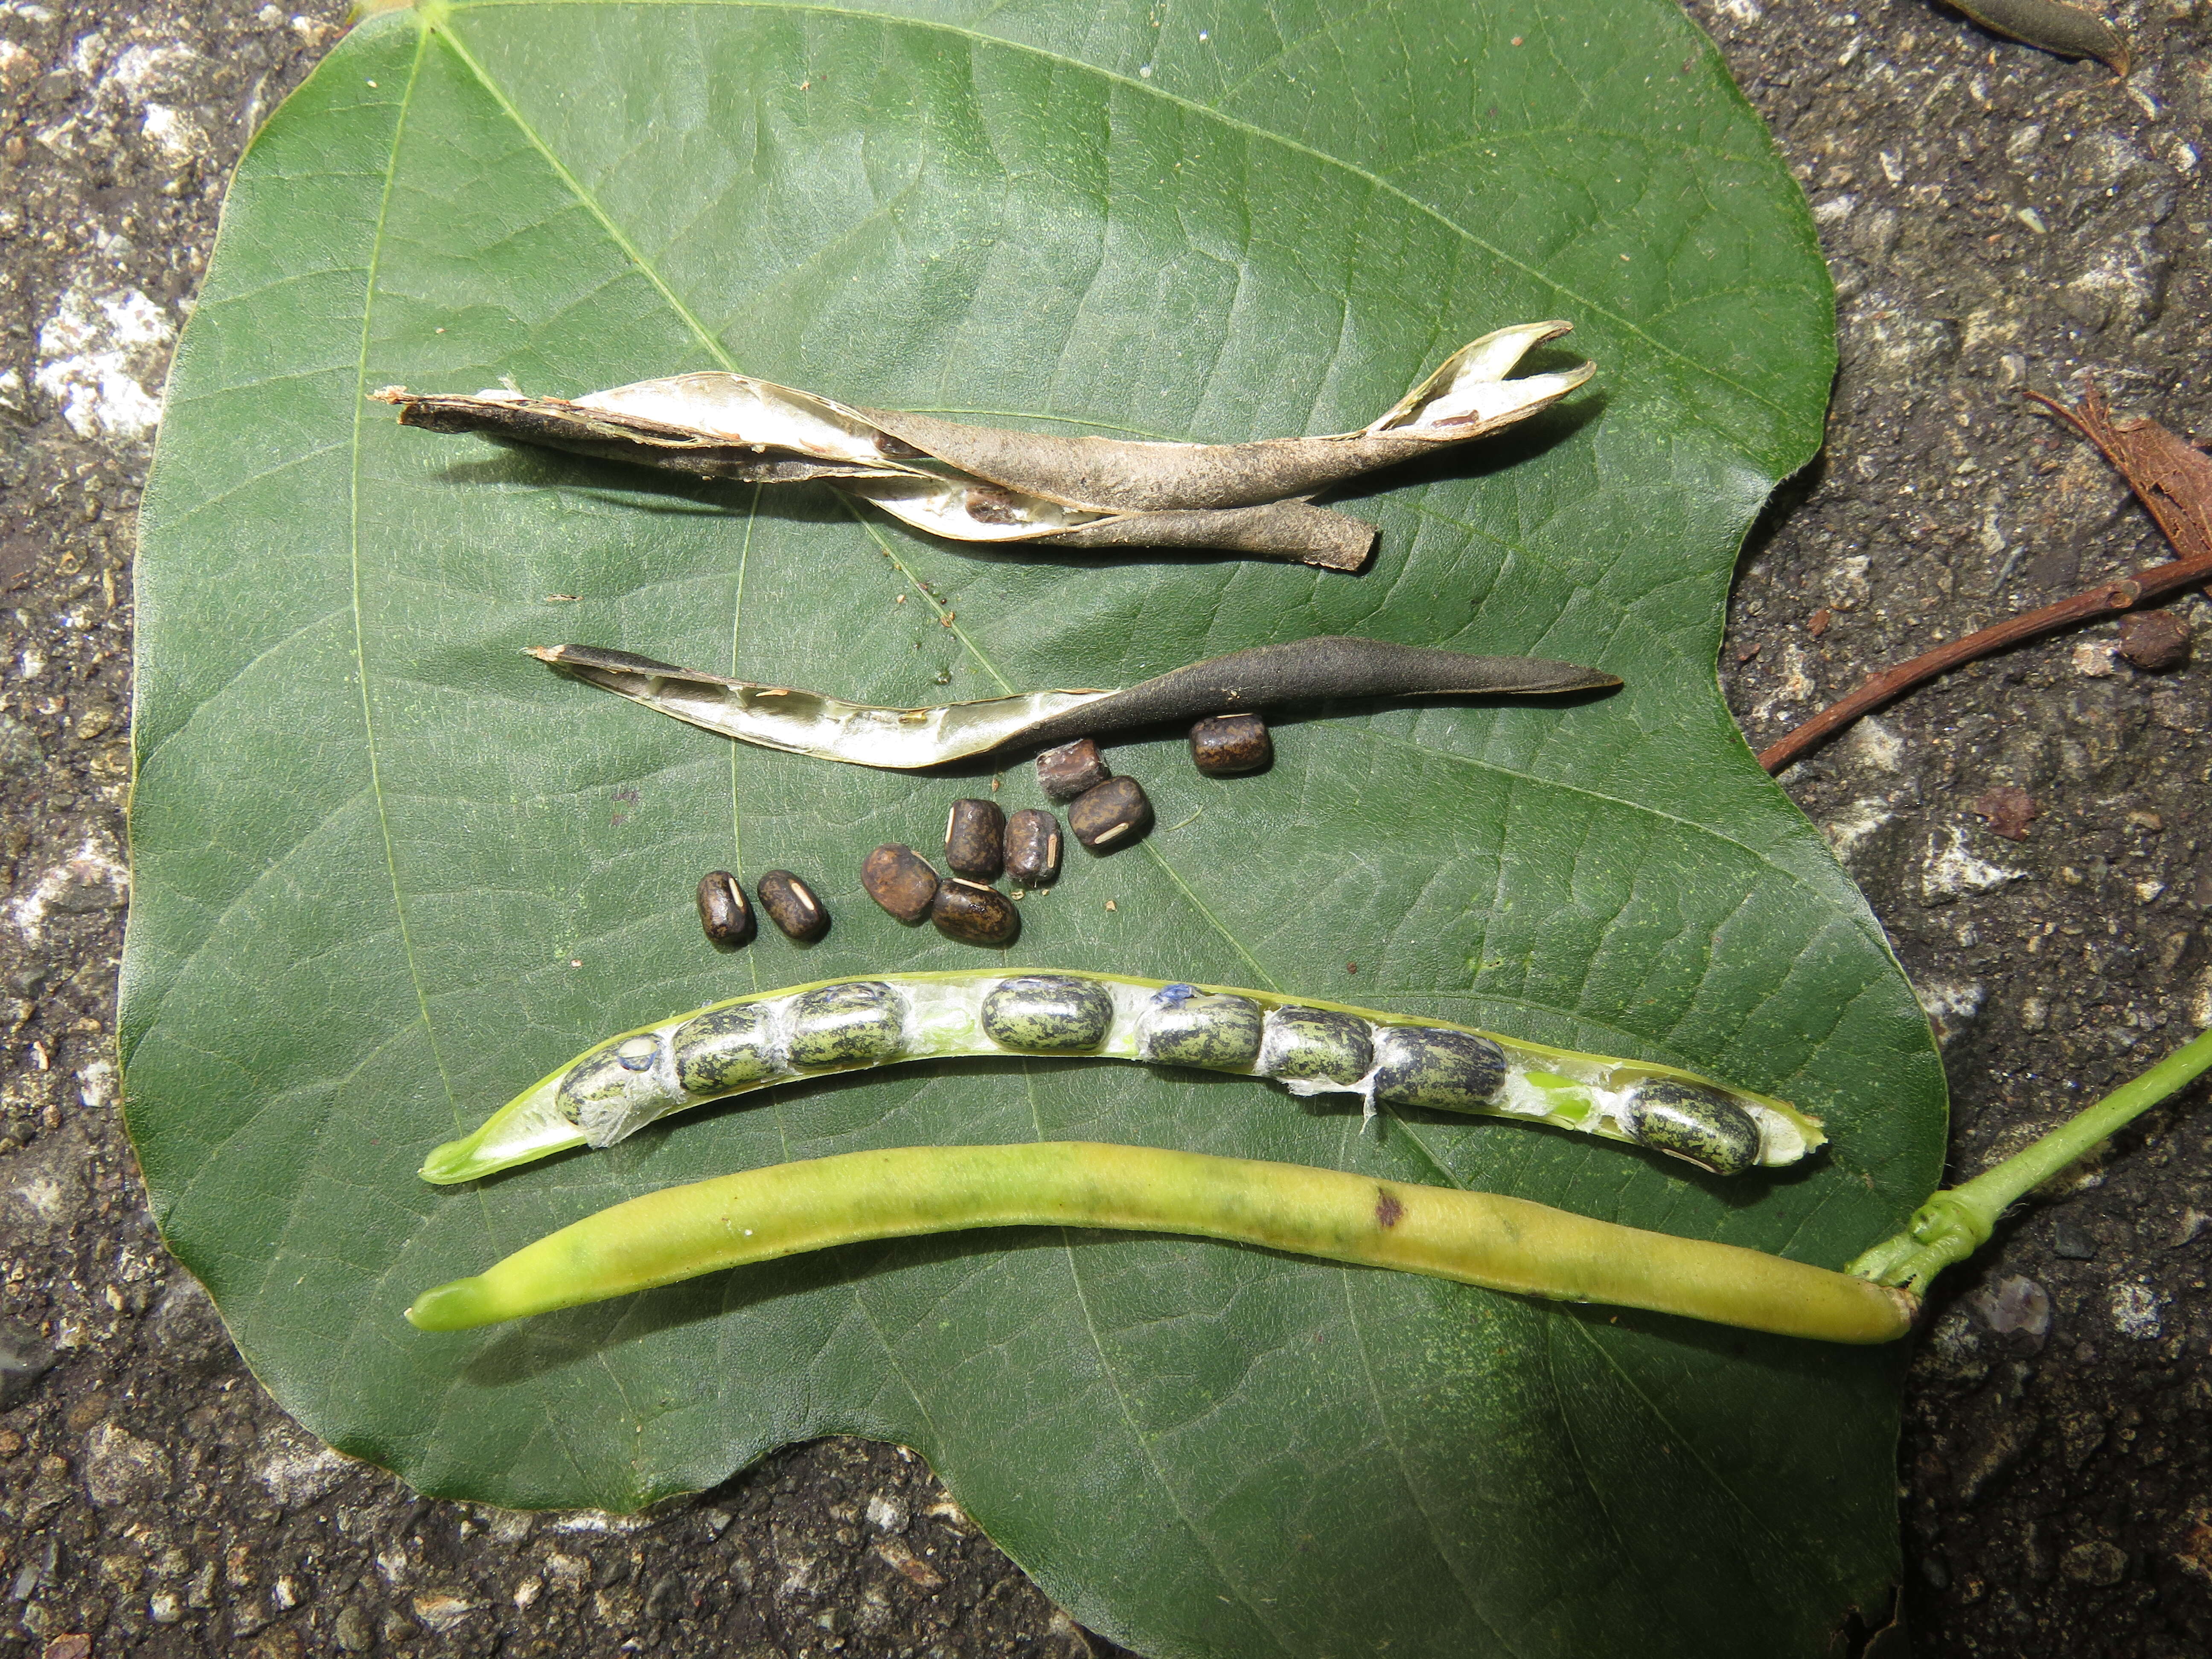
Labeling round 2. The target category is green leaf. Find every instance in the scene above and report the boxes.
[123,3,1943,1654]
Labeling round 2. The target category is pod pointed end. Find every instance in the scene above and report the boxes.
[406,1277,501,1331]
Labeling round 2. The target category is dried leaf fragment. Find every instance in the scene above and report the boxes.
[530,636,1621,771]
[1971,785,2036,841]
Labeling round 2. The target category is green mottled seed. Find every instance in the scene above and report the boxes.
[1141,990,1263,1071]
[558,1038,673,1132]
[786,981,908,1068]
[980,975,1114,1054]
[1623,1080,1764,1175]
[1260,1007,1373,1086]
[1371,1028,1507,1112]
[673,1004,782,1094]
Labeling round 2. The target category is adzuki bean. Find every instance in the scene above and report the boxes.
[931,879,1020,947]
[696,870,755,947]
[1067,775,1152,852]
[1035,738,1110,801]
[861,844,939,923]
[755,870,830,942]
[1003,809,1062,886]
[1189,712,1272,775]
[943,798,1006,880]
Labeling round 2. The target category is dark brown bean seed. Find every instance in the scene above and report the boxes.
[1067,775,1153,852]
[696,870,755,947]
[1189,712,1272,776]
[756,869,830,942]
[2119,611,2190,672]
[1035,737,1111,801]
[1003,809,1062,886]
[944,798,1007,880]
[862,844,939,923]
[931,879,1020,946]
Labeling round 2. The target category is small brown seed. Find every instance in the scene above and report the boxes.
[1035,737,1111,802]
[1067,775,1153,852]
[861,844,939,923]
[944,797,1007,880]
[1004,809,1062,886]
[756,870,830,942]
[1189,712,1272,776]
[696,870,755,948]
[2119,611,2190,672]
[931,879,1020,946]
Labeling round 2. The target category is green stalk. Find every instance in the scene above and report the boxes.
[1850,1025,2212,1295]
[408,1141,1915,1343]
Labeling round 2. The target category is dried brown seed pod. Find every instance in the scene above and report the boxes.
[943,798,1007,881]
[1036,738,1111,801]
[696,871,755,948]
[1189,713,1272,776]
[1068,776,1153,853]
[931,879,1019,946]
[756,870,830,942]
[1004,810,1062,887]
[861,845,939,924]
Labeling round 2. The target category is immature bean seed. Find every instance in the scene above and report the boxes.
[1260,1007,1373,1086]
[931,879,1020,946]
[1067,775,1153,852]
[1371,1027,1507,1112]
[557,1035,675,1138]
[1003,809,1062,886]
[1622,1080,1764,1176]
[1139,985,1264,1070]
[786,981,907,1068]
[673,1003,782,1094]
[861,844,939,923]
[944,798,1006,880]
[1189,712,1272,776]
[757,870,830,941]
[696,870,755,947]
[980,974,1114,1052]
[1035,737,1110,801]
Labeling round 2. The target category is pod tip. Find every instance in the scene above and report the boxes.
[406,1278,497,1331]
[418,1137,483,1185]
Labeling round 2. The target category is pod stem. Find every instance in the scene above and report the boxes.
[1849,1025,2212,1296]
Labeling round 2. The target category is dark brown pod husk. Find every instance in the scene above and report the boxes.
[756,870,829,942]
[696,870,755,948]
[1036,739,1111,801]
[931,879,1019,946]
[371,322,1592,572]
[860,845,939,924]
[1004,809,1062,886]
[1190,713,1272,776]
[1068,776,1153,853]
[1944,0,2129,73]
[530,636,1621,772]
[943,799,1007,881]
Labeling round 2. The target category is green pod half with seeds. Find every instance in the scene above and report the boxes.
[421,970,1826,1185]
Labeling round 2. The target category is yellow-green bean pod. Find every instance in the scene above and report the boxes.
[421,969,1825,1184]
[405,1141,1915,1343]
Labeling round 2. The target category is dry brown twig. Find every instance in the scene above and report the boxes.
[1759,380,2212,774]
